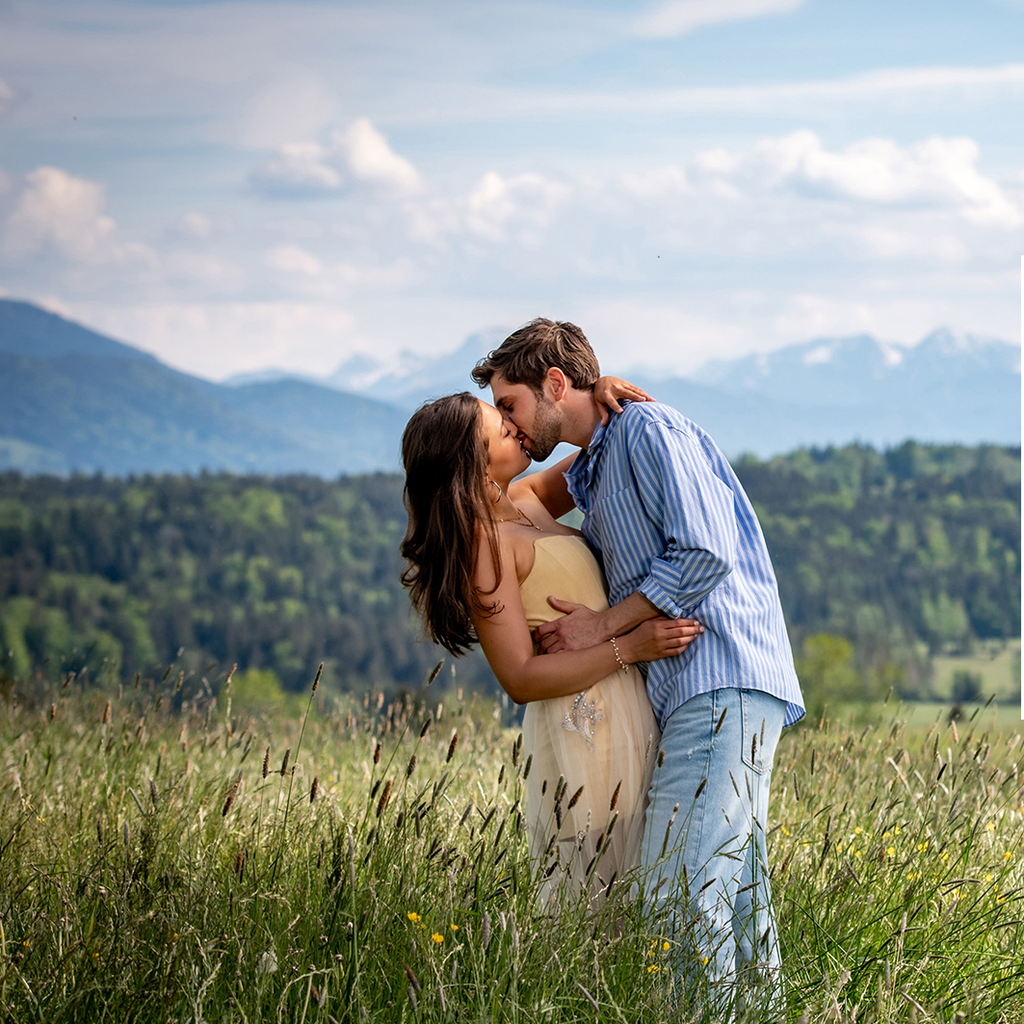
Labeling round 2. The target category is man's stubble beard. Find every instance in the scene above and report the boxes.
[523,392,563,463]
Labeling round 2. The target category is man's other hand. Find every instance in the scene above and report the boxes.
[532,597,607,652]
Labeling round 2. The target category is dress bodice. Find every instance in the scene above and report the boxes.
[518,534,610,630]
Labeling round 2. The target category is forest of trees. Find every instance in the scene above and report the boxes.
[0,441,1018,706]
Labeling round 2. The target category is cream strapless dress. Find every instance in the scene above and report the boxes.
[520,534,660,903]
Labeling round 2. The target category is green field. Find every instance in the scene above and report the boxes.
[930,640,1022,704]
[2,669,1022,1023]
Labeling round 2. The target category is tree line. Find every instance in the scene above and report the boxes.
[0,441,1018,704]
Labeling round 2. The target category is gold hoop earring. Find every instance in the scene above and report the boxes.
[489,480,503,505]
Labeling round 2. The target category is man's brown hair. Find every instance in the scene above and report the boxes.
[470,318,600,393]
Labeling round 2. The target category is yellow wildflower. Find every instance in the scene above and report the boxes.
[647,965,660,974]
[432,932,444,944]
[662,941,671,951]
[886,847,895,857]
[854,827,863,835]
[450,924,459,931]
[407,912,421,923]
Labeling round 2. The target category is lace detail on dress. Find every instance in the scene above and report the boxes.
[562,692,604,751]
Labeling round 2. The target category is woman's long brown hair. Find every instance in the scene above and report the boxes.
[400,392,502,656]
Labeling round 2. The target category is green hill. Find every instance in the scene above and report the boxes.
[1,443,1018,704]
[0,300,405,476]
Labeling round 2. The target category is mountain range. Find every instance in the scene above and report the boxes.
[0,298,1019,477]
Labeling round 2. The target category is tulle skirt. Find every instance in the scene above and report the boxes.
[523,665,659,904]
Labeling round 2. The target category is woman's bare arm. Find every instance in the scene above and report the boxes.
[509,454,577,520]
[471,531,700,704]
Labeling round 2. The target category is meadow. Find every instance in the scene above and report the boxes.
[1,666,1022,1023]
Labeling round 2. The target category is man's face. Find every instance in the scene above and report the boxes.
[490,373,563,463]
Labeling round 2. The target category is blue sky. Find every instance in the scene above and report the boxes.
[0,0,1021,380]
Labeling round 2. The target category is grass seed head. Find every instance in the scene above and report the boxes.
[376,779,392,818]
[406,754,417,778]
[310,776,319,803]
[280,748,291,777]
[610,780,622,811]
[102,700,111,725]
[262,746,270,779]
[446,732,459,762]
[312,662,323,695]
[222,772,242,816]
[373,741,382,765]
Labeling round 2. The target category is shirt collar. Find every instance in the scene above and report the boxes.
[564,417,611,512]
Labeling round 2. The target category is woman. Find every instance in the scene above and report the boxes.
[400,385,703,901]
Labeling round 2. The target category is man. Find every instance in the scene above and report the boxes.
[472,318,804,996]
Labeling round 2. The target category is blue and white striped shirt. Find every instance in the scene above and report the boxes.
[564,402,805,729]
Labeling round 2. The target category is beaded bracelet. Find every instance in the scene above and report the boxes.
[609,636,628,671]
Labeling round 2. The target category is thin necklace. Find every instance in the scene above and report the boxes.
[494,503,542,530]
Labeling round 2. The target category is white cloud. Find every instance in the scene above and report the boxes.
[237,76,337,149]
[691,131,1021,227]
[266,244,324,277]
[176,212,214,239]
[251,143,345,197]
[432,63,1024,124]
[842,223,969,264]
[251,118,422,198]
[635,0,805,39]
[574,299,750,372]
[172,211,235,240]
[164,252,246,292]
[1,166,155,266]
[69,301,359,380]
[466,171,569,244]
[336,118,422,194]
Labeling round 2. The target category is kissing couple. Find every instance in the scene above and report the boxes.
[401,318,804,991]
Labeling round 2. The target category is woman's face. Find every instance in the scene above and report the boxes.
[478,399,530,485]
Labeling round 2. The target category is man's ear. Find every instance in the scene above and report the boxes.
[546,366,570,402]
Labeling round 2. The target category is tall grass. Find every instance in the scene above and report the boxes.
[1,667,1021,1023]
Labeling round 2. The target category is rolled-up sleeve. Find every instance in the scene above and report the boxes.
[630,418,737,617]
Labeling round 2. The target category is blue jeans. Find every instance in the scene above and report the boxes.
[641,688,786,994]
